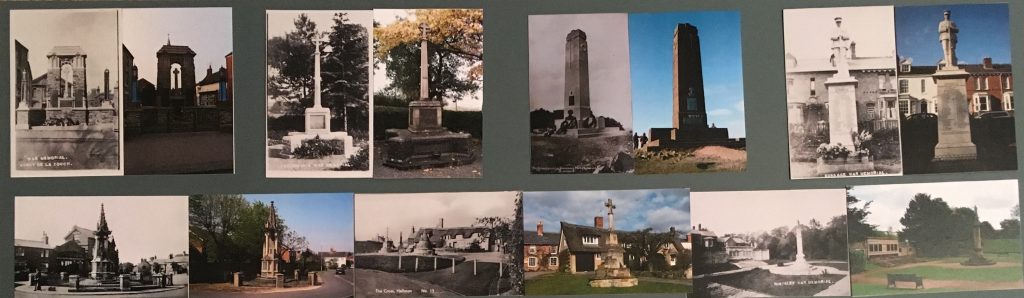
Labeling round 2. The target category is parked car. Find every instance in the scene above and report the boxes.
[335,267,346,275]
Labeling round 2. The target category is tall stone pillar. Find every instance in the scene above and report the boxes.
[564,29,593,120]
[826,76,858,150]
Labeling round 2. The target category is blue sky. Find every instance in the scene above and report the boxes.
[246,193,354,252]
[629,11,745,137]
[896,4,1010,65]
[524,189,690,234]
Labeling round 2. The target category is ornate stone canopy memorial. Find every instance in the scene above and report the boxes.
[382,23,475,169]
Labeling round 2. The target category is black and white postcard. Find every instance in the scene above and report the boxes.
[14,196,189,297]
[529,13,635,174]
[691,189,851,297]
[11,9,122,177]
[784,6,903,179]
[266,10,373,178]
[354,192,523,296]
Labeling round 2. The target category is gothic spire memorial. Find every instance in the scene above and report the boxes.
[260,202,283,279]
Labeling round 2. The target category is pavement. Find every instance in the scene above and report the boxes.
[190,271,354,298]
[124,131,233,174]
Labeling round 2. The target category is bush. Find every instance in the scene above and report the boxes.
[293,137,342,159]
[374,105,483,139]
[849,250,867,274]
[337,146,370,171]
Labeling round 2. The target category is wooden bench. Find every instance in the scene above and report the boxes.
[887,273,924,289]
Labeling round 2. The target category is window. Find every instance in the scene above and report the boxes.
[1004,92,1014,111]
[582,236,599,245]
[569,91,575,106]
[899,79,909,93]
[977,77,988,90]
[528,257,537,267]
[810,78,816,96]
[528,246,537,254]
[878,75,885,89]
[901,64,911,73]
[974,94,991,112]
[549,257,558,266]
[1005,76,1012,90]
[16,248,25,257]
[899,100,909,116]
[920,79,926,93]
[866,103,877,116]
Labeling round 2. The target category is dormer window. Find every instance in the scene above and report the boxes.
[900,64,910,73]
[582,235,599,245]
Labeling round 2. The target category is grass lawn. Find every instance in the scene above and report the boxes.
[852,283,959,296]
[865,265,1023,282]
[985,239,1023,255]
[526,273,688,295]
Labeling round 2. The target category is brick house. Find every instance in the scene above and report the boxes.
[523,221,560,272]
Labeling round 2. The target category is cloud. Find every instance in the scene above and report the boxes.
[708,108,732,117]
[524,189,690,233]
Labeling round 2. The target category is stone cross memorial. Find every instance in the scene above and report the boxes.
[283,35,357,156]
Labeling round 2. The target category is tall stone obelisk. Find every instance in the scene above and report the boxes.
[824,17,858,150]
[793,221,808,267]
[564,29,593,121]
[673,24,709,131]
[408,23,444,133]
[932,10,976,161]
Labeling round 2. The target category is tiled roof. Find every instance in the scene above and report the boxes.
[157,45,196,56]
[559,221,609,253]
[15,239,52,250]
[198,67,226,86]
[524,231,560,245]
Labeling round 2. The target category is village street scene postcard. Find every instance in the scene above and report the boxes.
[188,193,356,297]
[523,189,691,295]
[630,11,747,174]
[692,189,851,297]
[354,192,522,296]
[372,9,484,179]
[14,196,189,297]
[266,10,373,178]
[529,13,635,174]
[847,180,1023,296]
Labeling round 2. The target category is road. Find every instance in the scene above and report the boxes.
[191,272,354,298]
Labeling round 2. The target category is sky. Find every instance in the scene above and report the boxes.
[896,4,1010,66]
[524,189,689,233]
[691,189,847,235]
[246,193,354,252]
[121,8,232,85]
[849,180,1019,232]
[354,192,517,241]
[11,9,119,90]
[529,13,632,129]
[784,6,895,63]
[629,11,745,138]
[373,9,483,112]
[15,196,188,263]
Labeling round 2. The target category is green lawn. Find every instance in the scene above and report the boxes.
[526,273,689,295]
[853,283,961,296]
[985,239,1023,254]
[865,265,1024,282]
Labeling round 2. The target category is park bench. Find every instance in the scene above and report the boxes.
[886,273,924,289]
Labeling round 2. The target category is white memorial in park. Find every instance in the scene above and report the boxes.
[283,35,356,157]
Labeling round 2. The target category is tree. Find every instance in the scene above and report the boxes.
[322,13,370,133]
[475,191,522,295]
[1012,204,1020,220]
[374,9,483,106]
[621,228,675,272]
[899,193,970,257]
[846,187,877,244]
[268,14,318,106]
[1000,219,1021,239]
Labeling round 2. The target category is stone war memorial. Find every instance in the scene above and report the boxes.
[265,11,372,177]
[523,189,692,295]
[13,196,190,297]
[895,4,1017,175]
[188,194,355,297]
[10,10,120,176]
[784,6,905,179]
[121,8,235,175]
[529,14,635,174]
[372,9,484,178]
[629,11,748,174]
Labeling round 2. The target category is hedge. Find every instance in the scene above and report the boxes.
[374,105,483,140]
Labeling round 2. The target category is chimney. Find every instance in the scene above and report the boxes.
[983,57,993,69]
[207,65,213,76]
[440,218,444,229]
[698,224,702,231]
[42,232,48,245]
[537,221,544,236]
[850,41,857,59]
[594,216,604,229]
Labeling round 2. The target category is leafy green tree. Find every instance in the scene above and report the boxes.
[322,13,370,133]
[900,193,967,257]
[374,9,483,106]
[1000,219,1021,239]
[846,187,877,244]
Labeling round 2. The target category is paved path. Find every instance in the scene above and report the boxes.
[190,272,354,298]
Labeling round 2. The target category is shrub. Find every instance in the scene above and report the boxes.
[849,250,867,274]
[337,146,370,171]
[374,105,483,139]
[293,137,342,159]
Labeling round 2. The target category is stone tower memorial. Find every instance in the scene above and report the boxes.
[563,29,593,121]
[260,202,283,279]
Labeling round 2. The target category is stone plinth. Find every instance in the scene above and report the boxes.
[119,274,131,291]
[589,277,639,288]
[815,157,875,175]
[933,69,977,161]
[825,76,859,150]
[15,108,45,130]
[69,275,80,290]
[153,273,165,287]
[383,128,474,169]
[283,106,357,157]
[408,101,443,132]
[232,272,242,287]
[275,273,285,288]
[308,272,318,286]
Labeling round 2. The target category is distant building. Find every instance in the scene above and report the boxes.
[524,221,560,272]
[558,219,609,273]
[196,65,228,107]
[14,233,53,280]
[898,57,1014,116]
[851,236,914,259]
[720,235,769,261]
[149,252,190,274]
[320,250,354,268]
